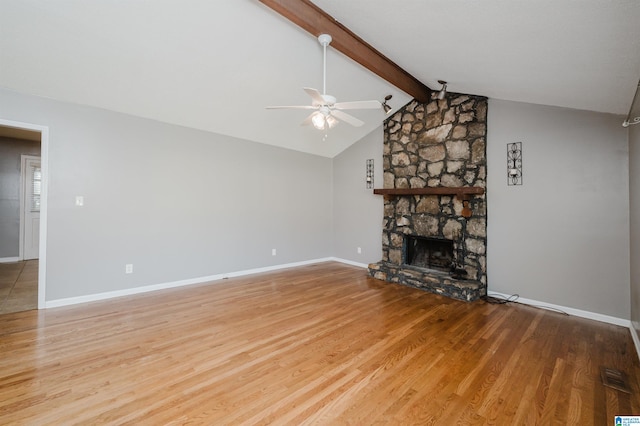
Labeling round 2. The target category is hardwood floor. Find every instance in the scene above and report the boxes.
[0,260,37,314]
[0,262,638,424]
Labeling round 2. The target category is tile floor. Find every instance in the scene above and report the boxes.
[0,260,38,314]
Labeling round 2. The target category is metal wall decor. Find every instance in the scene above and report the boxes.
[366,159,374,189]
[622,79,640,127]
[507,142,522,185]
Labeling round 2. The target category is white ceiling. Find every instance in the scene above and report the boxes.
[1,0,639,157]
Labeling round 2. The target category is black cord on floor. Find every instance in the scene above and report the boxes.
[482,293,520,304]
[483,292,570,316]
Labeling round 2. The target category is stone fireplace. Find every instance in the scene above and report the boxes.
[368,92,488,302]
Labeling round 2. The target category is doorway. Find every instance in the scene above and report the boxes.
[0,119,48,311]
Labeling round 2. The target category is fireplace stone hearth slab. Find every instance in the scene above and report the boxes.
[369,261,485,302]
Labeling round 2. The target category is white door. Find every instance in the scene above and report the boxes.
[22,156,41,260]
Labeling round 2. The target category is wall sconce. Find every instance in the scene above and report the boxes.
[366,159,374,189]
[382,95,392,114]
[437,80,447,100]
[507,142,522,186]
[622,81,640,127]
[623,79,640,127]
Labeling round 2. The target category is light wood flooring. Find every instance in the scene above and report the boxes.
[0,260,37,314]
[0,262,638,424]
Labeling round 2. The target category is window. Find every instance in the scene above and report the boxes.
[31,165,41,212]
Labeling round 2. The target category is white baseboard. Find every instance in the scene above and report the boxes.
[631,321,640,363]
[0,257,20,263]
[487,291,630,327]
[45,257,335,309]
[329,257,370,269]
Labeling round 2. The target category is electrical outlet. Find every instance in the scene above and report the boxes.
[125,264,133,274]
[357,247,362,254]
[272,249,277,256]
[75,196,84,207]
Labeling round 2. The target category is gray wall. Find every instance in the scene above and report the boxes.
[629,123,639,334]
[487,99,630,318]
[0,88,333,301]
[0,137,41,258]
[332,127,383,264]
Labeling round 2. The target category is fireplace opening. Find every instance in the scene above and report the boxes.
[404,236,454,273]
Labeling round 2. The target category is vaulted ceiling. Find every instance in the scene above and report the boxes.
[1,1,639,157]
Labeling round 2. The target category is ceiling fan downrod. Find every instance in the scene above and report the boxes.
[318,34,332,96]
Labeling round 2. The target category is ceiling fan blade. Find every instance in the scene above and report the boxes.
[332,110,364,127]
[266,105,316,110]
[303,87,326,105]
[333,100,382,110]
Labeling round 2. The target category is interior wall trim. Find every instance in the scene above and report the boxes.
[487,291,630,327]
[630,323,640,363]
[329,257,369,269]
[0,257,20,264]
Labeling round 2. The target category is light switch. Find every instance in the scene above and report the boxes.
[75,196,84,206]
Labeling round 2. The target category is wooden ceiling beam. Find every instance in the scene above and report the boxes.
[258,0,432,103]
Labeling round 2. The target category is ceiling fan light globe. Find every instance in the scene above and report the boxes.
[326,115,338,128]
[312,113,326,130]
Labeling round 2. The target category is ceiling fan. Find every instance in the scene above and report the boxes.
[267,34,383,130]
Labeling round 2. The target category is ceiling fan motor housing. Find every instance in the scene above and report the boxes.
[318,94,336,106]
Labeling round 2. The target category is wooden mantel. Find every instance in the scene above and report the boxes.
[373,187,485,218]
[373,187,484,199]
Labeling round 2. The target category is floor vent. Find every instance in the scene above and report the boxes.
[600,366,631,394]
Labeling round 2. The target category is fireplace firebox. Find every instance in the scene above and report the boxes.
[404,236,454,272]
